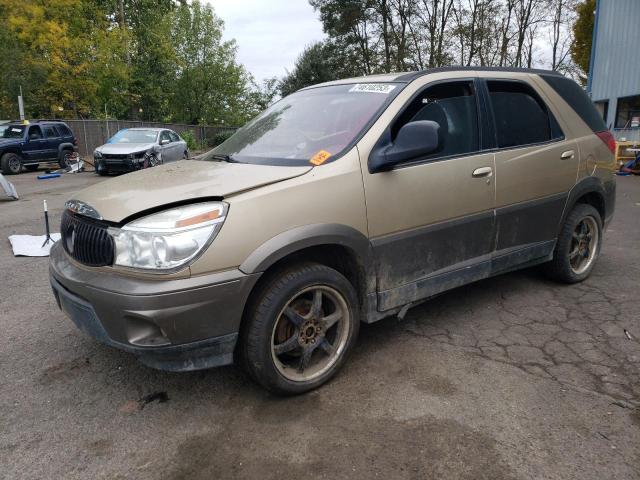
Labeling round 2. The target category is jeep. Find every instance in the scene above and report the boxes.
[0,120,78,174]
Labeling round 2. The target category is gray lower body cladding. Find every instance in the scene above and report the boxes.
[49,243,260,371]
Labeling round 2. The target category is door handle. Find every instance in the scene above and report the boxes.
[472,166,493,178]
[560,150,575,160]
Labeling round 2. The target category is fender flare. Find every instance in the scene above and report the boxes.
[57,142,75,159]
[557,176,608,233]
[239,223,375,290]
[0,147,23,158]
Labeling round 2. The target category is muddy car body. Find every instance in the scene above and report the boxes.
[50,67,616,394]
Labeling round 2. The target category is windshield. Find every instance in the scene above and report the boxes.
[2,125,25,139]
[204,83,401,166]
[108,129,158,144]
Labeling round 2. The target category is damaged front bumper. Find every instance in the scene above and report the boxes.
[49,242,260,371]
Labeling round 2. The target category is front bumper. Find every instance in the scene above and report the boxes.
[95,157,141,173]
[49,242,260,371]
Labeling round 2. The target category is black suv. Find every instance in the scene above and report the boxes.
[0,120,78,174]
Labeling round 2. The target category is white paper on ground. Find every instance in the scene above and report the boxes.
[9,234,61,257]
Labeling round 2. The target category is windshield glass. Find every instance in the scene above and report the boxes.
[2,125,25,139]
[204,83,401,166]
[108,129,158,144]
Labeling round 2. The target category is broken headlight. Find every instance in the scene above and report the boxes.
[110,202,227,271]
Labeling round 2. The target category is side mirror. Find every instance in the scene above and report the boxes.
[29,133,40,141]
[369,120,440,173]
[160,138,170,145]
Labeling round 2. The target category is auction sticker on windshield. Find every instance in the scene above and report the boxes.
[309,150,332,166]
[349,84,396,94]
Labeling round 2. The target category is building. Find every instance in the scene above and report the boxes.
[588,0,640,140]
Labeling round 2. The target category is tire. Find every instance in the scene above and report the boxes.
[239,263,360,395]
[59,149,73,169]
[544,203,603,283]
[97,169,109,176]
[183,151,189,159]
[1,152,22,174]
[24,164,39,172]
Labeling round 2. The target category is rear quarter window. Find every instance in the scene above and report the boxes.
[57,124,73,137]
[540,75,607,132]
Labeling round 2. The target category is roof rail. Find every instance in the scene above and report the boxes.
[395,66,564,82]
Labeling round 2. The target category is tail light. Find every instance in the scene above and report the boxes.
[595,130,616,154]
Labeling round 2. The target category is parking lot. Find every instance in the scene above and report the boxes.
[1,170,639,479]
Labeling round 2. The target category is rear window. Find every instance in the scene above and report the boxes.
[487,80,563,149]
[540,74,607,132]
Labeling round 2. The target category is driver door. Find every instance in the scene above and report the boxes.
[359,78,497,311]
[23,125,46,161]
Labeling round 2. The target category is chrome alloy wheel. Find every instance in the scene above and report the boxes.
[270,285,350,382]
[569,216,599,275]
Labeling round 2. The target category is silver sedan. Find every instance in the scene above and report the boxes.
[93,128,189,176]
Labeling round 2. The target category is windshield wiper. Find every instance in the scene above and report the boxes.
[209,153,240,163]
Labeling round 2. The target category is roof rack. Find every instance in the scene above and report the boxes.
[395,66,564,82]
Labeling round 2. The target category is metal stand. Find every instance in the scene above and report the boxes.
[42,200,53,247]
[0,173,18,200]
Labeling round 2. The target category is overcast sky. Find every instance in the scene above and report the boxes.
[209,0,325,83]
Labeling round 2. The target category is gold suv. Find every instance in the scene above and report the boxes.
[50,68,616,394]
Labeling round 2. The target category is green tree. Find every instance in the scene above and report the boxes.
[168,1,250,125]
[279,41,362,96]
[570,0,595,83]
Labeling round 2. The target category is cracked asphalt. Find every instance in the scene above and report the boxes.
[1,170,639,479]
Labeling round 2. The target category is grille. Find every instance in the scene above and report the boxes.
[102,153,129,160]
[61,210,114,267]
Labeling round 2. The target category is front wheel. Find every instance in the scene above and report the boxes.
[544,204,603,283]
[240,263,359,395]
[1,152,22,174]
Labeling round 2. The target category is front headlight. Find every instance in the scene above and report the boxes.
[94,150,102,159]
[110,202,227,271]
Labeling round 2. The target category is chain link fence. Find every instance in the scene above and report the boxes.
[64,119,237,157]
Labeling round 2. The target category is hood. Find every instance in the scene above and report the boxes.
[96,142,156,155]
[71,160,312,223]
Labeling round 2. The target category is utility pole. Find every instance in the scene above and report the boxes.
[18,86,25,121]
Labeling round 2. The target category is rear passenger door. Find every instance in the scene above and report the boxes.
[42,125,61,160]
[484,78,579,269]
[168,131,184,160]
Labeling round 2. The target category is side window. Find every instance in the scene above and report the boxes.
[487,80,564,149]
[160,131,171,143]
[58,125,72,137]
[28,125,43,140]
[392,81,479,161]
[169,131,180,142]
[44,126,59,138]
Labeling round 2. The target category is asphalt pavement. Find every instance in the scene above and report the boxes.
[1,168,638,479]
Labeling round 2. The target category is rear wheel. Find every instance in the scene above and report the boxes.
[58,149,73,169]
[1,152,22,174]
[240,263,359,395]
[544,204,603,283]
